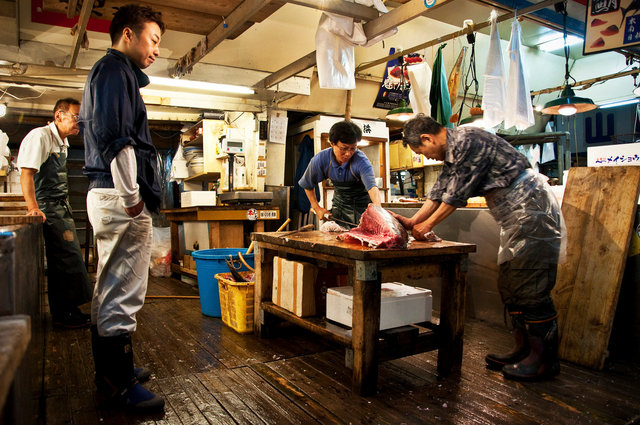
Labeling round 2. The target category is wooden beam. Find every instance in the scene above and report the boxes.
[66,0,78,18]
[255,0,450,89]
[286,0,379,20]
[356,0,558,72]
[69,0,94,69]
[255,51,316,89]
[170,0,272,78]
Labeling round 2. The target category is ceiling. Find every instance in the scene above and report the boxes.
[0,0,607,132]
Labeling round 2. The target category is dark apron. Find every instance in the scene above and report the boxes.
[35,141,92,316]
[328,162,371,227]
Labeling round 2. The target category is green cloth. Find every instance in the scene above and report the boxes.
[430,44,453,128]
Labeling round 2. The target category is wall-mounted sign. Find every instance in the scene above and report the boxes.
[584,0,640,54]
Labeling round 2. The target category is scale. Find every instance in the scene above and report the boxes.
[217,135,273,205]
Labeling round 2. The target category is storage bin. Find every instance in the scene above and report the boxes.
[215,271,255,334]
[191,249,254,317]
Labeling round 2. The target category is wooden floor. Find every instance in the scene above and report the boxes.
[42,275,640,425]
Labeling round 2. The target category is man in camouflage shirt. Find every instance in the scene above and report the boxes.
[391,114,564,381]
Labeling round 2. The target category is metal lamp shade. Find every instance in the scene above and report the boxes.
[385,100,414,122]
[541,86,597,116]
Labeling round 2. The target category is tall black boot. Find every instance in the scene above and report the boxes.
[486,311,530,370]
[91,325,151,392]
[92,330,164,412]
[502,316,560,381]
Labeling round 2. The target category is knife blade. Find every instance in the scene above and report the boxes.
[323,214,357,228]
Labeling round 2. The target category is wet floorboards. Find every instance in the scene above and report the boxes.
[43,275,640,425]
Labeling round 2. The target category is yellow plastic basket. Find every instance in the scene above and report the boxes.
[214,272,255,334]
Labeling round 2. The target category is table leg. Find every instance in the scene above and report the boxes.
[438,255,469,375]
[351,260,380,396]
[254,245,275,337]
[170,221,180,271]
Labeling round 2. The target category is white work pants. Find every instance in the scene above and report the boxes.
[87,189,152,337]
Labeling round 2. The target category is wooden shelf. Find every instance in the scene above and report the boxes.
[183,172,221,183]
[182,134,203,147]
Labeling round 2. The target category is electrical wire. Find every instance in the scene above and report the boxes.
[0,86,48,101]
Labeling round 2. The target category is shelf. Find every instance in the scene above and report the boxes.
[182,134,203,147]
[183,171,221,183]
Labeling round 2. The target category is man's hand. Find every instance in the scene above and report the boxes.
[26,208,46,222]
[389,211,413,230]
[313,206,330,220]
[411,220,434,241]
[125,200,145,218]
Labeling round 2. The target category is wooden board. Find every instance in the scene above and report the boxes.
[553,166,640,369]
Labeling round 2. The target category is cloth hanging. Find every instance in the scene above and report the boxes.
[482,10,507,128]
[505,19,535,130]
[408,63,433,116]
[293,135,318,213]
[316,0,397,89]
[429,44,453,128]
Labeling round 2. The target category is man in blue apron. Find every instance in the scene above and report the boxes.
[17,98,92,329]
[299,120,381,227]
[393,114,564,381]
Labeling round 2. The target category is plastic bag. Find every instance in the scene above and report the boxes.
[482,10,507,128]
[170,144,189,182]
[150,226,172,277]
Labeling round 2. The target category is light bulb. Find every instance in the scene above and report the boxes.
[0,104,6,118]
[558,104,577,116]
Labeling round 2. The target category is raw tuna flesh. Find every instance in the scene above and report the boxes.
[337,204,408,249]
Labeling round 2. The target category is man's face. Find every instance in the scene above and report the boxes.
[331,141,358,165]
[56,104,80,137]
[123,22,161,69]
[410,134,445,161]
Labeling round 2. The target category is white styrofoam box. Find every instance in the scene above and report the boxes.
[181,191,216,207]
[326,282,432,330]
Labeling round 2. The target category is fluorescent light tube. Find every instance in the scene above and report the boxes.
[148,76,254,95]
[537,35,583,52]
[599,98,639,109]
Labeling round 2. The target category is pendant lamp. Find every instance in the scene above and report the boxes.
[541,2,597,116]
[386,54,414,122]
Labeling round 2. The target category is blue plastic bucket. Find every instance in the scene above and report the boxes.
[191,248,255,317]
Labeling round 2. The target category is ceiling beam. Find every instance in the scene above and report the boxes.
[285,0,379,20]
[170,0,272,78]
[69,0,94,69]
[255,0,442,89]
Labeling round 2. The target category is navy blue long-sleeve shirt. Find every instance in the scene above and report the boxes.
[80,49,161,212]
[298,148,377,191]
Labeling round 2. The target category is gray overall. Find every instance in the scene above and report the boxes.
[329,161,371,227]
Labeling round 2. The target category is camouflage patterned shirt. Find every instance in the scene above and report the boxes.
[429,127,531,207]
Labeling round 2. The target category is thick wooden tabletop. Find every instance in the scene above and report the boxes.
[252,231,476,261]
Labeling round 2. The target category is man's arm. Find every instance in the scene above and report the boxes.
[368,186,381,206]
[19,168,46,221]
[411,202,456,240]
[111,146,144,217]
[304,188,329,219]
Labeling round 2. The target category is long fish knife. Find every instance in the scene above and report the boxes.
[324,214,358,228]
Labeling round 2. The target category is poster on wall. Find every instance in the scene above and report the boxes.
[584,0,640,54]
[373,48,411,110]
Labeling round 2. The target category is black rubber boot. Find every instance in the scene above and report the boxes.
[91,328,164,412]
[486,311,530,370]
[502,317,560,381]
[92,326,152,391]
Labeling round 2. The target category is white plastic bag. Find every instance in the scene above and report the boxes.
[408,63,433,116]
[482,10,507,128]
[170,144,189,182]
[505,19,535,130]
[149,226,171,277]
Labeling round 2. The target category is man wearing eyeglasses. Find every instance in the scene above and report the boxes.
[16,97,92,329]
[299,120,381,227]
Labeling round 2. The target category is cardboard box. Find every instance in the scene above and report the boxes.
[272,256,318,317]
[326,282,432,330]
[181,191,216,207]
[389,142,400,170]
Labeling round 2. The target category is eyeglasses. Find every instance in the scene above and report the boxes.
[62,111,80,122]
[333,144,357,153]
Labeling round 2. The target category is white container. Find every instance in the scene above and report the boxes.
[181,191,216,207]
[326,282,432,330]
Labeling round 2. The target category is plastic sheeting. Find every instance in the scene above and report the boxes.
[408,63,433,116]
[316,0,397,89]
[482,10,507,128]
[505,19,535,130]
[486,169,566,266]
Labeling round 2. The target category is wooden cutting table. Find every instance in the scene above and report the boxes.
[252,230,476,395]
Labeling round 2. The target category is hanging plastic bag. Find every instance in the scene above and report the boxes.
[170,143,189,182]
[408,63,433,116]
[482,10,507,128]
[149,226,172,277]
[505,19,535,130]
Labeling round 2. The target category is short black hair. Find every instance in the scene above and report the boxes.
[109,4,165,44]
[53,98,80,118]
[329,121,362,145]
[402,113,443,148]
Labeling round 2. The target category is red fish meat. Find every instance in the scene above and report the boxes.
[591,37,605,48]
[337,204,408,249]
[591,18,607,27]
[601,25,619,36]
